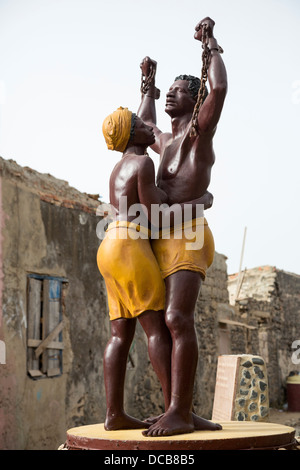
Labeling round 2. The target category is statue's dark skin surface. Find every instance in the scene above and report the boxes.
[104,118,212,431]
[103,119,171,431]
[137,17,228,437]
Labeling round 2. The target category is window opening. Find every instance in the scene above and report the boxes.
[27,274,68,378]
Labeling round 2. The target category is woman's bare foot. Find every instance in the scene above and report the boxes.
[143,413,163,426]
[105,412,149,431]
[192,413,222,431]
[142,410,194,437]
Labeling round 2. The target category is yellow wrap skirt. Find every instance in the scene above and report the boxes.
[151,217,215,280]
[97,221,165,321]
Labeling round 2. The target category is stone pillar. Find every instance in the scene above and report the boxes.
[212,354,269,422]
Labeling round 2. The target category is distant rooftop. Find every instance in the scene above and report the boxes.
[0,156,101,214]
[228,265,277,305]
[228,265,300,305]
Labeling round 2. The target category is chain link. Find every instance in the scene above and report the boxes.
[141,64,155,94]
[190,25,211,137]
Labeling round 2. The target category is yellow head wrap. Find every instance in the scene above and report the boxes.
[102,107,133,152]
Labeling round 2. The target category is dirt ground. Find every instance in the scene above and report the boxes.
[269,408,300,437]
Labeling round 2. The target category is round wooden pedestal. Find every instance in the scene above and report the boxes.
[65,421,297,450]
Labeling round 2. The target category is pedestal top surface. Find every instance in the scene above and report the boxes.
[66,421,296,450]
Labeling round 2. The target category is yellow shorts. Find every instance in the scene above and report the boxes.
[97,221,165,321]
[151,217,215,280]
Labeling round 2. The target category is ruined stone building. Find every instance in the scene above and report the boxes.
[0,156,299,449]
[227,266,300,406]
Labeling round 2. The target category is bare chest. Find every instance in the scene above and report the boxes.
[158,137,200,186]
[156,139,214,202]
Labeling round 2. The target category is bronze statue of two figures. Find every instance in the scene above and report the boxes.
[100,17,227,437]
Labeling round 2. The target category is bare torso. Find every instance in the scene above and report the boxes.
[109,155,142,221]
[156,128,215,204]
[109,152,169,225]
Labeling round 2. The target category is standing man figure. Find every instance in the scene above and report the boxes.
[139,17,228,437]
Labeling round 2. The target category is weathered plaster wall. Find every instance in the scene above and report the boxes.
[0,158,109,449]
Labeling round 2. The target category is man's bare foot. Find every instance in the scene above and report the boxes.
[144,412,222,431]
[142,410,194,437]
[105,412,149,431]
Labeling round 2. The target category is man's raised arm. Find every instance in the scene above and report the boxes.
[137,57,163,153]
[194,18,228,135]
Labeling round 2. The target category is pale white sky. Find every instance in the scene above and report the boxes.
[0,0,299,275]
